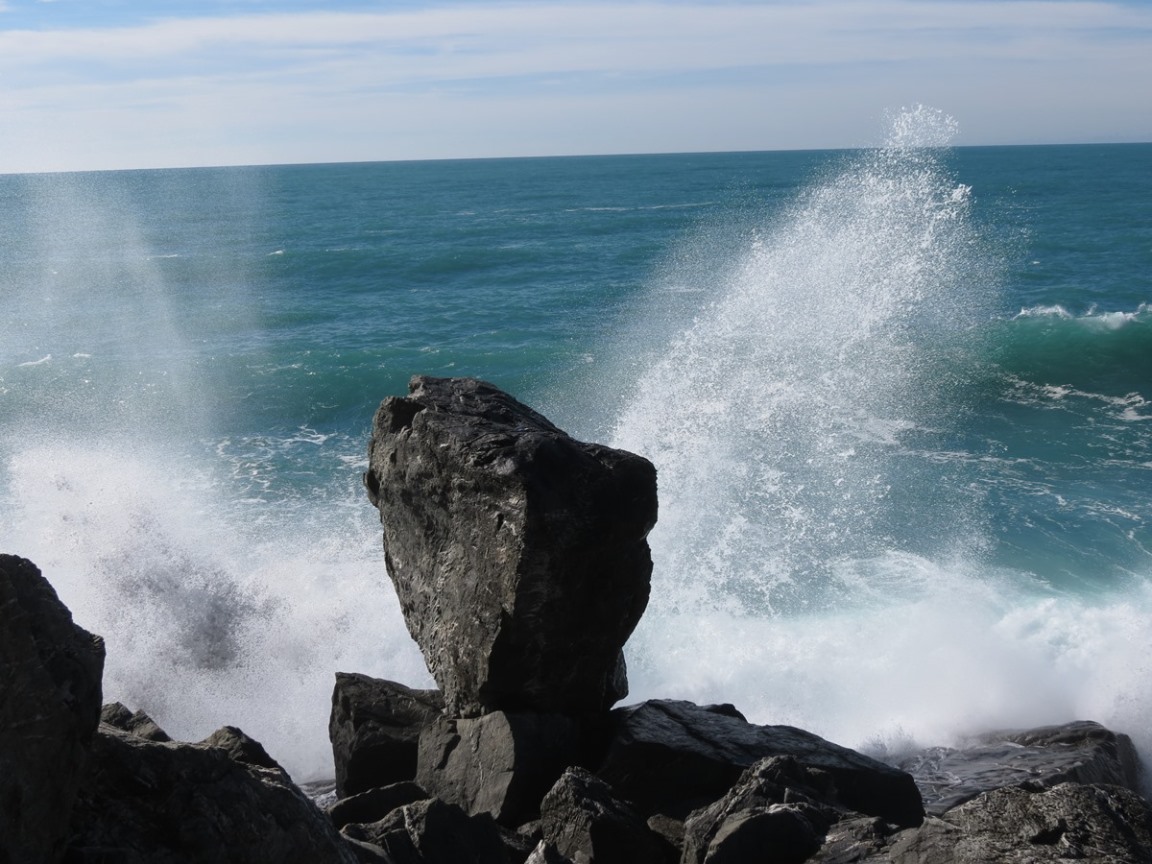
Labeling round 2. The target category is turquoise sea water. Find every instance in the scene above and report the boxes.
[2,111,1150,779]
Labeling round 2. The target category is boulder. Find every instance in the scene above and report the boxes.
[888,782,1152,863]
[330,672,443,798]
[66,723,357,864]
[597,700,923,827]
[417,710,585,826]
[0,554,106,864]
[364,375,657,717]
[342,797,508,864]
[538,766,672,864]
[100,701,172,742]
[681,757,847,864]
[901,720,1144,815]
[327,781,429,829]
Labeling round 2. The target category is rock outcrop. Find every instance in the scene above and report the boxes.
[364,375,657,717]
[330,672,444,797]
[0,554,105,864]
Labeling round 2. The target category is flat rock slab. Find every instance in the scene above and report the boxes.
[900,721,1143,815]
[365,375,657,717]
[597,700,924,827]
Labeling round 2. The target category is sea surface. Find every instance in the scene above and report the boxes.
[2,108,1150,780]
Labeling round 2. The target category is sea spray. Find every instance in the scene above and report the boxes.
[611,108,1152,765]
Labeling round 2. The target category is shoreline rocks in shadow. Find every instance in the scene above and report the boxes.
[4,376,1151,863]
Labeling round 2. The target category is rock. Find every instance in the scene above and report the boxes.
[525,841,576,864]
[1,554,106,864]
[898,782,1152,863]
[100,701,172,742]
[330,672,443,798]
[901,720,1144,815]
[327,781,430,829]
[597,700,923,827]
[67,723,357,864]
[681,757,843,864]
[417,710,585,826]
[539,767,672,863]
[343,797,508,864]
[364,375,657,717]
[201,724,283,771]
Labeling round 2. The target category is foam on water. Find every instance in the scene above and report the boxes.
[612,107,1152,765]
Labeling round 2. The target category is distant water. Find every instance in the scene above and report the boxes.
[2,109,1150,780]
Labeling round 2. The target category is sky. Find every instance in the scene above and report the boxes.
[1,0,1150,173]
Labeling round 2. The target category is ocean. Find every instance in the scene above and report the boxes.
[2,108,1150,781]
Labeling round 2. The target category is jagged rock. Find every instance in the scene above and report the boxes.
[893,782,1152,863]
[67,723,357,864]
[343,797,508,864]
[1,554,105,864]
[526,841,576,864]
[328,781,430,829]
[901,720,1144,815]
[539,766,672,863]
[417,710,585,826]
[101,701,172,742]
[597,700,923,827]
[330,672,443,798]
[681,757,844,864]
[364,375,657,717]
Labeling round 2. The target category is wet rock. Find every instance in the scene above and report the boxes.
[901,720,1144,815]
[100,701,171,742]
[1,554,105,864]
[539,766,672,863]
[597,700,923,827]
[365,375,657,717]
[328,780,430,830]
[681,757,842,864]
[417,710,584,826]
[67,723,356,864]
[343,797,508,864]
[898,782,1152,863]
[330,672,443,798]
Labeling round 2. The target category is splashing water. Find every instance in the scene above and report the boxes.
[612,107,1152,764]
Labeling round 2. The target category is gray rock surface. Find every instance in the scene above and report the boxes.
[597,700,924,827]
[100,701,172,742]
[539,766,672,864]
[328,780,430,829]
[67,723,357,864]
[365,375,657,717]
[342,797,508,864]
[330,671,444,797]
[901,720,1144,815]
[0,553,106,864]
[417,710,585,826]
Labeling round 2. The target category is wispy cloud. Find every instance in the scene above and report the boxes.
[1,1,1150,172]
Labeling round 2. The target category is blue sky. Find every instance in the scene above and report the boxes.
[2,0,1150,172]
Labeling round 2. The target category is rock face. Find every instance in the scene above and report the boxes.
[68,723,357,864]
[364,375,657,717]
[330,672,444,797]
[598,700,924,828]
[0,554,106,864]
[902,720,1143,815]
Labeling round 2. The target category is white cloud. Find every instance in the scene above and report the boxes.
[1,1,1150,172]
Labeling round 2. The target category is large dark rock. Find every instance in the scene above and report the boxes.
[330,672,444,798]
[364,375,657,717]
[67,723,357,864]
[417,710,585,826]
[887,782,1152,863]
[538,766,672,864]
[342,797,508,864]
[327,781,430,830]
[100,701,172,742]
[901,720,1144,815]
[681,756,845,864]
[597,700,923,827]
[0,554,105,864]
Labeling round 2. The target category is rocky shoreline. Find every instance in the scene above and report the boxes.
[3,375,1151,863]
